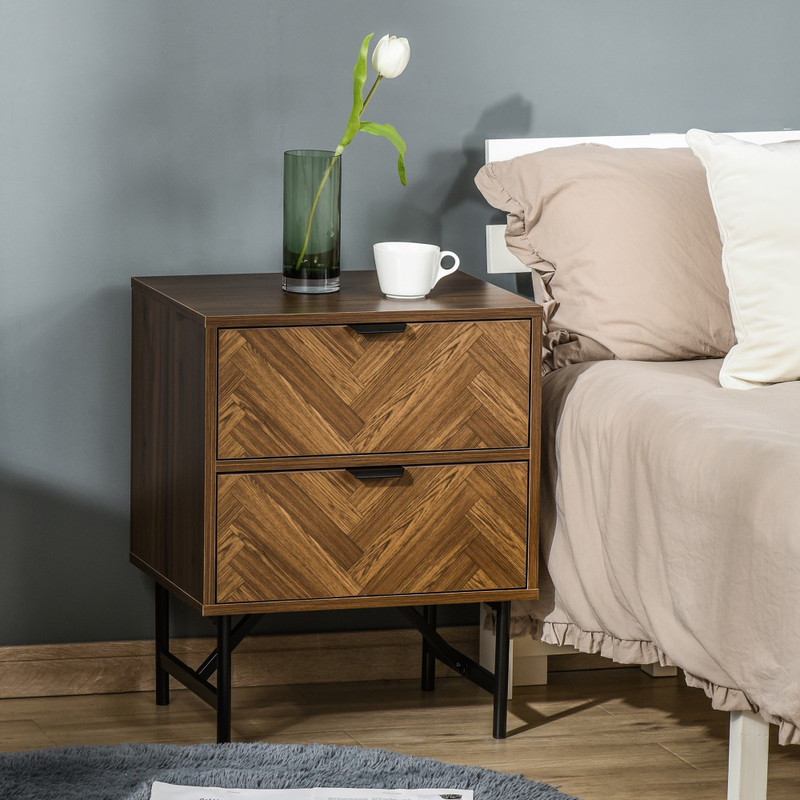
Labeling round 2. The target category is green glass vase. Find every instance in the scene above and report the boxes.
[282,149,341,293]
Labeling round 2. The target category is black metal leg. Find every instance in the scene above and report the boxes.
[401,603,512,737]
[216,615,233,743]
[155,583,170,706]
[421,605,437,691]
[492,601,511,739]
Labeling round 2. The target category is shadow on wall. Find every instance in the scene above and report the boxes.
[435,93,534,222]
[0,466,153,647]
[364,94,533,261]
[0,283,157,646]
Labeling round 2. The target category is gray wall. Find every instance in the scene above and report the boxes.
[2,0,798,646]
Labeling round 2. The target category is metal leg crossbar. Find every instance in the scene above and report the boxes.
[154,584,262,742]
[401,601,511,738]
[153,584,512,742]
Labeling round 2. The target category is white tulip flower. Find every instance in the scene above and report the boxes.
[371,35,411,79]
[294,33,410,268]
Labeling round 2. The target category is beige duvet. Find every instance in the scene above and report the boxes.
[514,358,800,744]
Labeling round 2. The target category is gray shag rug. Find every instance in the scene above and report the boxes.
[0,742,580,800]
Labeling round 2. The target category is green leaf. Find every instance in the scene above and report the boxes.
[359,120,408,185]
[337,33,373,151]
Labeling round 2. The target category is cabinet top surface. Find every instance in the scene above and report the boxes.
[131,271,540,325]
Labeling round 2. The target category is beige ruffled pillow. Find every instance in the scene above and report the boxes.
[475,144,735,373]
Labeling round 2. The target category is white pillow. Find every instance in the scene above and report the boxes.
[686,129,800,389]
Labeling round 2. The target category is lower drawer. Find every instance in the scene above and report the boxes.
[216,462,529,604]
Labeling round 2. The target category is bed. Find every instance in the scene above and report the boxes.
[475,130,800,799]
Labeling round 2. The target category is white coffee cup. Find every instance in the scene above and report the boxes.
[373,242,460,299]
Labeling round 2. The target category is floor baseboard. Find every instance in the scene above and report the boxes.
[0,626,478,699]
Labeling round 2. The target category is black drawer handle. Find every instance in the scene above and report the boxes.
[349,322,407,335]
[347,466,406,480]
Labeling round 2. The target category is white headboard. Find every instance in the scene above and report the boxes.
[485,130,800,274]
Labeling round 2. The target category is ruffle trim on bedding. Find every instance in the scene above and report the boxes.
[509,616,800,746]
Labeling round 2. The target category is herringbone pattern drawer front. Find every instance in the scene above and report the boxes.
[216,462,529,604]
[217,321,530,459]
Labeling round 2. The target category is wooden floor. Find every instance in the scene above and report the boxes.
[1,667,799,799]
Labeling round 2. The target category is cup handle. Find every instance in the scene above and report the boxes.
[432,251,460,287]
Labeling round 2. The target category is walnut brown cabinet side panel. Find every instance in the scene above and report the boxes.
[130,288,207,606]
[217,321,531,459]
[216,462,529,605]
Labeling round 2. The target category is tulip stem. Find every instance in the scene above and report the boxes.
[294,75,383,271]
[294,154,340,270]
[361,75,382,115]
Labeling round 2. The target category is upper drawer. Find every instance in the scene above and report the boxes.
[217,320,531,459]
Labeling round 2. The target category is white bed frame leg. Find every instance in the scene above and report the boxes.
[727,710,769,800]
[478,605,574,696]
[478,607,675,689]
[640,662,678,678]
